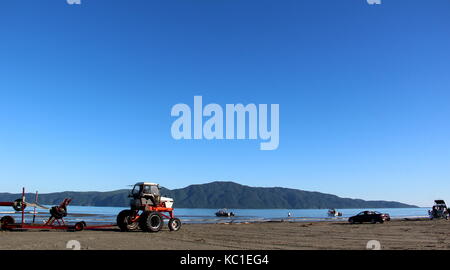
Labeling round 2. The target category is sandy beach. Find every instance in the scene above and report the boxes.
[1,219,449,250]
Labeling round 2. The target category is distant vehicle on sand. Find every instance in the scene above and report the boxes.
[348,211,390,224]
[429,200,449,220]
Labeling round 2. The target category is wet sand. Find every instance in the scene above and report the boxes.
[1,219,449,250]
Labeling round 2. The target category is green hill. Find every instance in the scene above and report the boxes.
[0,181,417,209]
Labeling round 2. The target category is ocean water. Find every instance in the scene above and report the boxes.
[0,206,430,225]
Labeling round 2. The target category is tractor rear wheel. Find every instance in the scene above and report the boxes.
[168,218,181,231]
[140,211,163,232]
[117,210,139,232]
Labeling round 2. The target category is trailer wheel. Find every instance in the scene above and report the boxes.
[117,210,139,232]
[140,211,163,232]
[74,222,85,232]
[1,216,15,230]
[168,218,181,231]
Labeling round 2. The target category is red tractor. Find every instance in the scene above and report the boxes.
[116,182,181,232]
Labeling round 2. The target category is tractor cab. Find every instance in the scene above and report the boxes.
[130,182,161,209]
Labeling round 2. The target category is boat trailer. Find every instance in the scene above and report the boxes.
[0,188,116,232]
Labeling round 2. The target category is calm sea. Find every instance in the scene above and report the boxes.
[0,206,430,225]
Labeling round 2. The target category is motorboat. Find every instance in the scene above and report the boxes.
[215,209,235,217]
[328,208,343,217]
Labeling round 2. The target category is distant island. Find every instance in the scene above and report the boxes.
[0,181,417,209]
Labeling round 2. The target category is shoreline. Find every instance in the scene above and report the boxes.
[0,212,431,225]
[1,218,449,250]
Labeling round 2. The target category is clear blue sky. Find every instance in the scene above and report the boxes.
[0,0,449,207]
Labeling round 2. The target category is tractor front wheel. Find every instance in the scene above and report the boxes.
[168,218,182,231]
[117,210,140,232]
[140,211,163,232]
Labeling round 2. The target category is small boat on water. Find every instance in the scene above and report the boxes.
[328,208,342,217]
[215,209,235,217]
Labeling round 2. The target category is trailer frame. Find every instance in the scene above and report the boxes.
[0,187,117,232]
